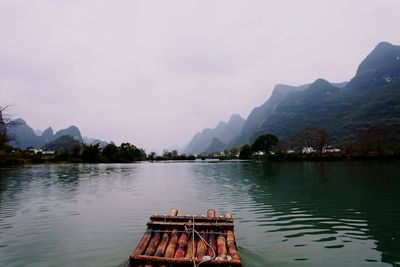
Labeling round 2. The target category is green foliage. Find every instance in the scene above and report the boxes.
[71,144,82,159]
[0,132,8,151]
[158,149,195,160]
[239,145,252,159]
[0,144,13,154]
[81,144,101,163]
[102,143,119,162]
[119,143,145,162]
[148,152,156,160]
[229,147,239,157]
[251,134,279,155]
[55,149,71,161]
[44,135,81,151]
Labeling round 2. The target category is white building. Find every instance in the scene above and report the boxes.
[28,149,55,155]
[322,146,341,153]
[302,147,315,154]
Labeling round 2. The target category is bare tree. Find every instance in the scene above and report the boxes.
[0,105,19,150]
[287,127,330,155]
[356,123,397,155]
[313,128,329,155]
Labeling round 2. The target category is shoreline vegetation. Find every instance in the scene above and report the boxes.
[2,105,399,167]
[1,148,399,168]
[1,129,399,167]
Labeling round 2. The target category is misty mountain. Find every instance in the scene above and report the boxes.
[204,138,226,154]
[232,41,400,145]
[186,41,400,152]
[41,127,54,143]
[347,41,400,90]
[8,119,82,149]
[44,135,81,151]
[8,118,44,149]
[232,83,309,146]
[184,114,245,154]
[7,117,108,149]
[34,129,43,136]
[82,136,108,148]
[52,126,82,141]
[249,79,343,141]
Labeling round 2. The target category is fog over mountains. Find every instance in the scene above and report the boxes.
[7,118,107,149]
[5,41,400,153]
[184,42,400,154]
[183,114,245,154]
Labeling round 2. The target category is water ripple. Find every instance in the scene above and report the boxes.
[0,161,399,266]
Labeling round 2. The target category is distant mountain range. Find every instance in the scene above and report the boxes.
[7,118,108,149]
[183,114,245,154]
[204,137,227,154]
[184,41,400,152]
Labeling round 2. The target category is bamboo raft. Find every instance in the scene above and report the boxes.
[126,208,242,267]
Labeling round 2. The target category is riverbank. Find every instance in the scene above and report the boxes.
[248,152,400,162]
[2,152,400,168]
[0,151,198,167]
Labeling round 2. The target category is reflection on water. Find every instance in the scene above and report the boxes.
[0,161,400,267]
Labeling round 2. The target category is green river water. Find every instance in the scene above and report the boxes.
[0,161,400,267]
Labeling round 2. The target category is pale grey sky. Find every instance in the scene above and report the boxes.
[1,0,400,152]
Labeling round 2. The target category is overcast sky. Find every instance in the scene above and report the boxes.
[1,0,400,152]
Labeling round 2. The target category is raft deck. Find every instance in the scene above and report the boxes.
[127,208,242,267]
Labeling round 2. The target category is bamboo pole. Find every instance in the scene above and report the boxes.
[226,230,241,261]
[153,208,178,258]
[184,232,197,260]
[143,210,178,257]
[174,232,188,259]
[163,228,179,257]
[144,232,161,256]
[153,231,169,257]
[214,212,230,260]
[132,230,152,256]
[163,208,179,258]
[147,221,234,227]
[195,209,214,261]
[224,212,232,219]
[131,255,242,266]
[206,209,217,257]
[150,214,233,223]
[207,233,217,257]
[159,208,179,267]
[170,208,178,216]
[207,209,216,218]
[224,212,240,261]
[196,232,208,260]
[216,234,227,260]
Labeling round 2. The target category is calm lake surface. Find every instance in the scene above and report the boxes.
[1,161,400,267]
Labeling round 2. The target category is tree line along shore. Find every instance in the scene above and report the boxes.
[1,125,399,167]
